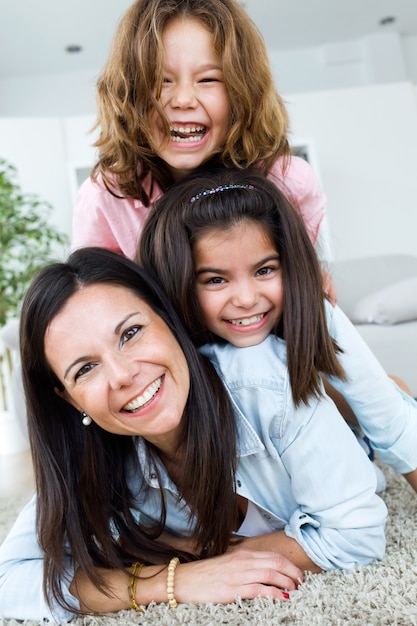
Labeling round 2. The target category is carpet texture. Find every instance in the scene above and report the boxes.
[1,462,417,625]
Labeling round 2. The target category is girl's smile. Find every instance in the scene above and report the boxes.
[150,17,231,180]
[194,221,284,347]
[45,284,190,452]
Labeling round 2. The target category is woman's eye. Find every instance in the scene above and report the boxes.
[75,363,95,380]
[121,325,142,344]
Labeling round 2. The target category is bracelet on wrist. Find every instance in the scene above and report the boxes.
[167,556,180,609]
[128,561,145,612]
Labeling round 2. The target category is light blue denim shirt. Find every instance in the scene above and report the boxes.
[323,301,417,473]
[0,301,400,622]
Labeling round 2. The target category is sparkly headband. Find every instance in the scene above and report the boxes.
[190,184,255,203]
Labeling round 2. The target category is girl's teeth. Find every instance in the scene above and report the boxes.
[170,126,206,141]
[123,377,162,412]
[230,314,264,327]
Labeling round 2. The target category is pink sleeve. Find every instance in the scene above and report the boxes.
[71,176,151,259]
[267,156,327,246]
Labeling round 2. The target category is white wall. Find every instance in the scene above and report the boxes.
[286,82,417,261]
[0,117,72,237]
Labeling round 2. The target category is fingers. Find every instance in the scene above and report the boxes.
[175,550,303,605]
[227,551,302,593]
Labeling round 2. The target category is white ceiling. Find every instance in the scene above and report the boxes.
[1,0,416,79]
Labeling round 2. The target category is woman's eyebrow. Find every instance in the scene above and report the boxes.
[63,312,141,379]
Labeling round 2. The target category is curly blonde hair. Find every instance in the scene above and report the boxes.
[92,0,290,203]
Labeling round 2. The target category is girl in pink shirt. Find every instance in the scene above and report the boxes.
[72,0,329,289]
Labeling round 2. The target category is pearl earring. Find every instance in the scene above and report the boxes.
[82,411,92,426]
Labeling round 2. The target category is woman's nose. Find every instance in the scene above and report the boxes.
[107,354,135,389]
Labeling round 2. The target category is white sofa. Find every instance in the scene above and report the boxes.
[331,254,417,398]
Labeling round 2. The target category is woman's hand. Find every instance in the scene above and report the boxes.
[71,549,303,612]
[173,549,303,604]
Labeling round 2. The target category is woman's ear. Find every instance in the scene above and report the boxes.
[53,386,82,412]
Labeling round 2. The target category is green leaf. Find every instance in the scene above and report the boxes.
[0,158,70,326]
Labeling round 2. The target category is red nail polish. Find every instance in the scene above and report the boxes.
[282,591,290,599]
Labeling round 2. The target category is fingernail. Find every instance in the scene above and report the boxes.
[282,591,290,599]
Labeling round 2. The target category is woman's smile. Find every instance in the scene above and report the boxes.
[122,375,163,413]
[45,284,190,447]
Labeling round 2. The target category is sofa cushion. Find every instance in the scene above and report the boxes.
[350,277,417,324]
[332,254,417,325]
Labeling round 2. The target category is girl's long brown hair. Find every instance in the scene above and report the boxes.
[139,169,345,405]
[20,247,239,615]
[92,0,290,204]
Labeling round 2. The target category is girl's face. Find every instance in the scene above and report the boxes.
[45,284,190,452]
[194,221,284,347]
[150,17,231,180]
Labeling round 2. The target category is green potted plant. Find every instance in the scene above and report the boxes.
[0,158,69,327]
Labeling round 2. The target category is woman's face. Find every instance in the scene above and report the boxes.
[149,17,231,180]
[45,283,190,449]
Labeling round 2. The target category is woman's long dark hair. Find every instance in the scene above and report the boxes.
[20,247,238,614]
[139,169,345,405]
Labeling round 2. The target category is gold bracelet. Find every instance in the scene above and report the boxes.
[166,556,180,608]
[128,561,145,612]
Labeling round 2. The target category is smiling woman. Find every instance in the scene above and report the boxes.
[46,283,190,442]
[0,246,387,623]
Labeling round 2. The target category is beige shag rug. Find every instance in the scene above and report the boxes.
[1,461,417,626]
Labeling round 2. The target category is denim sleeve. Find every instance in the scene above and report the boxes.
[325,301,417,473]
[0,495,78,622]
[281,396,387,571]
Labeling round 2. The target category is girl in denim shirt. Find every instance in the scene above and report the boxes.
[139,168,417,498]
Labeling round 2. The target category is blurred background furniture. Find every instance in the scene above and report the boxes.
[332,254,417,398]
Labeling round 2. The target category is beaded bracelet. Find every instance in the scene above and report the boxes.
[167,556,180,608]
[128,561,145,612]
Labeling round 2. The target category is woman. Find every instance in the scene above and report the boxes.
[0,248,386,622]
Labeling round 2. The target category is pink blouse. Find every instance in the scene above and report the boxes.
[72,156,326,260]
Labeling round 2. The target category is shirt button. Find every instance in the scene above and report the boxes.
[150,473,157,479]
[299,514,307,519]
[237,480,242,487]
[264,514,271,520]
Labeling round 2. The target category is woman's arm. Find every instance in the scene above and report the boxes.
[0,496,77,622]
[0,496,302,621]
[71,550,303,612]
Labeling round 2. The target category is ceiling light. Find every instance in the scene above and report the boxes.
[379,16,396,26]
[65,45,82,54]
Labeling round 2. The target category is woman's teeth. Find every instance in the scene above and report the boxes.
[123,377,162,412]
[229,314,265,327]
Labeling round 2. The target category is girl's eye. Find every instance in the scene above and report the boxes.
[121,325,142,344]
[206,276,226,285]
[199,77,219,83]
[256,266,276,277]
